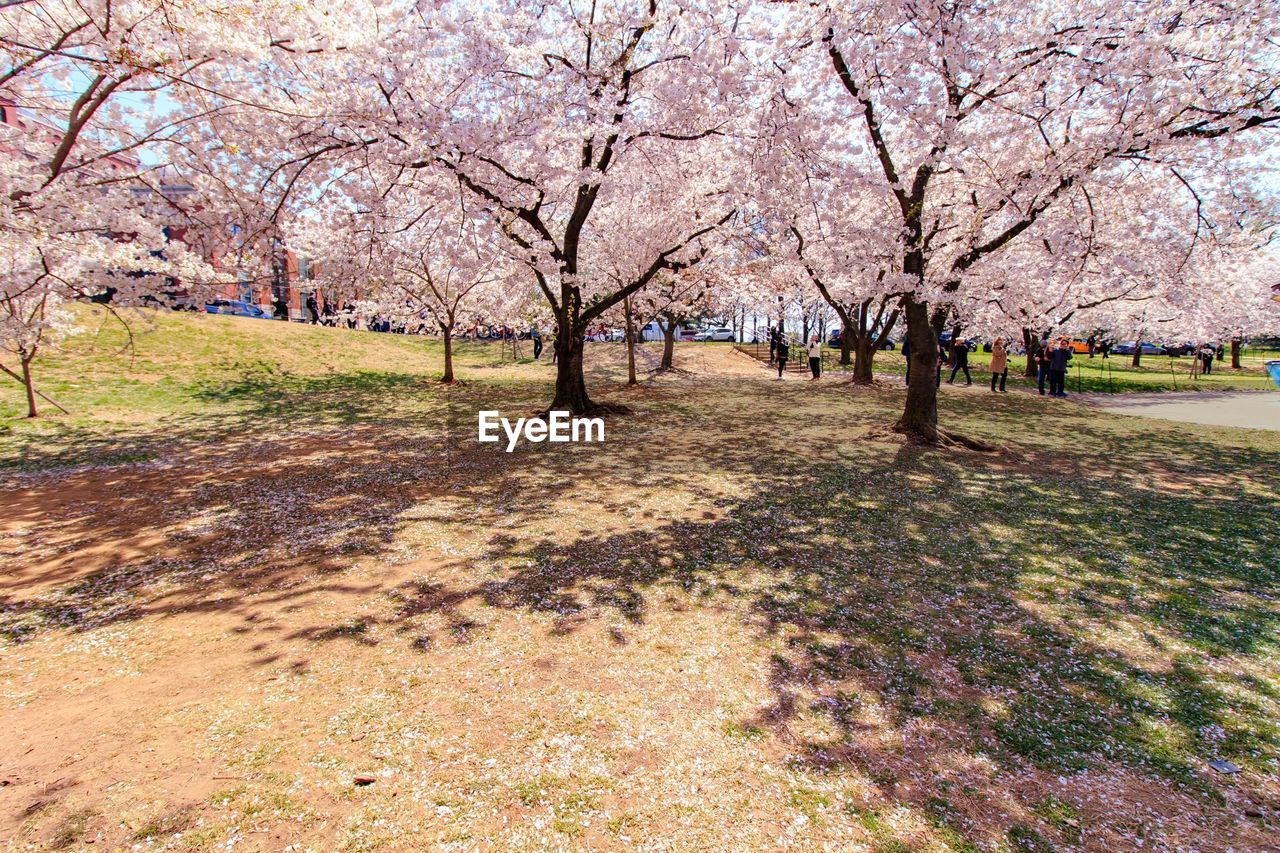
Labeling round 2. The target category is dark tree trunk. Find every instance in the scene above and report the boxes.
[440,324,455,384]
[625,295,637,385]
[551,322,594,414]
[660,323,675,370]
[894,295,941,441]
[1132,337,1142,368]
[21,355,37,419]
[1022,327,1037,377]
[852,335,875,384]
[1231,338,1242,369]
[839,320,853,366]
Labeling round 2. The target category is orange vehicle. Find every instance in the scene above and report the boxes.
[1068,339,1093,354]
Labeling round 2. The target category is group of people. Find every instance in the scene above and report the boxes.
[764,326,826,380]
[1031,336,1076,397]
[899,333,1074,398]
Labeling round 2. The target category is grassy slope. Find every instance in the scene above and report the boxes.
[1,308,1277,850]
[0,306,528,470]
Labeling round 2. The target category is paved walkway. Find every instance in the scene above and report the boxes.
[1091,390,1279,432]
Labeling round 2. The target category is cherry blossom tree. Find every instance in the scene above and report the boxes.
[0,0,312,415]
[774,0,1280,444]
[298,174,516,384]
[177,0,760,415]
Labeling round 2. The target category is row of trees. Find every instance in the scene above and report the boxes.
[3,0,1279,439]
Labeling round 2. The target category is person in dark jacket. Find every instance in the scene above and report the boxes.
[1034,336,1051,394]
[776,334,789,378]
[306,294,320,324]
[531,325,543,360]
[1048,336,1073,397]
[947,337,972,385]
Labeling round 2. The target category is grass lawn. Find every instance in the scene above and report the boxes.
[821,346,1279,393]
[1,308,1277,849]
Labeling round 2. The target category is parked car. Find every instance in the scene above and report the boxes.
[677,325,700,341]
[1162,342,1196,356]
[1111,341,1165,355]
[828,329,896,349]
[205,299,272,319]
[694,327,735,342]
[939,332,977,352]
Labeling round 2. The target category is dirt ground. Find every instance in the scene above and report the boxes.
[2,342,1277,851]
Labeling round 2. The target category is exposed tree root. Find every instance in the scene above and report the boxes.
[890,420,1002,453]
[535,401,633,420]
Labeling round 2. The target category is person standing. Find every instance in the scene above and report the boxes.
[1200,342,1215,375]
[1035,336,1051,394]
[807,336,822,380]
[776,334,789,378]
[306,293,320,324]
[990,337,1009,392]
[948,337,972,385]
[1087,334,1097,358]
[1049,336,1073,397]
[532,325,543,360]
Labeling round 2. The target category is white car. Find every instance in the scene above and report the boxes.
[693,327,735,342]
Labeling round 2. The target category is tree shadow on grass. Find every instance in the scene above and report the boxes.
[3,369,1278,848]
[0,370,556,475]
[282,425,1280,848]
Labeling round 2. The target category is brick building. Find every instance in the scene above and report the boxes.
[1,100,319,319]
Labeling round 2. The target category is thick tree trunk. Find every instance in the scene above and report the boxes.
[21,356,37,419]
[894,295,940,441]
[660,324,675,371]
[1231,338,1242,369]
[440,325,455,384]
[624,295,637,385]
[551,325,594,413]
[852,335,875,385]
[1131,338,1142,368]
[1022,328,1037,377]
[840,321,853,366]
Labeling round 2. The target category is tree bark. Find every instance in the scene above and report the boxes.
[1231,338,1242,369]
[551,323,594,413]
[1022,328,1038,377]
[839,320,853,366]
[440,324,455,384]
[1131,336,1142,368]
[625,295,637,386]
[894,295,940,441]
[660,322,675,371]
[852,334,875,384]
[21,355,37,419]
